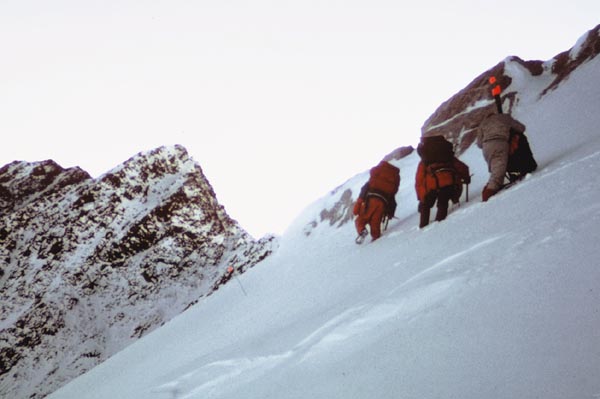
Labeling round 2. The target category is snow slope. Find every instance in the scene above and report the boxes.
[48,53,600,398]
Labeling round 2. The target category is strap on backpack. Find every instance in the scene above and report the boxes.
[366,191,389,205]
[361,191,387,217]
[367,191,396,224]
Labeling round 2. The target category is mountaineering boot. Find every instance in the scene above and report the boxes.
[482,185,498,202]
[355,229,368,244]
[507,171,524,183]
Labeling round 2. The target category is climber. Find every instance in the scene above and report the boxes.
[353,161,400,243]
[415,135,471,228]
[477,111,536,201]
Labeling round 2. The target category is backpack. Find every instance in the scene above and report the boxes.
[356,161,400,218]
[368,161,400,195]
[507,129,537,181]
[424,162,459,191]
[417,136,459,191]
[417,135,454,165]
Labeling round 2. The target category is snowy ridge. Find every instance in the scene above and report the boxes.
[0,145,276,399]
[45,27,600,399]
[299,24,600,238]
[421,24,600,153]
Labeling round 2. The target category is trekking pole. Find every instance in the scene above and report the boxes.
[466,174,474,202]
[227,266,247,296]
[234,275,247,296]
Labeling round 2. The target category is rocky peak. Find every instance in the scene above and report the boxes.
[0,159,91,213]
[0,145,276,399]
[422,24,600,153]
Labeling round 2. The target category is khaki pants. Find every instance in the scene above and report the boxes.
[482,139,509,191]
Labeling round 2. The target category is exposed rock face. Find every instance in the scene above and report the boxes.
[0,145,276,399]
[422,24,600,153]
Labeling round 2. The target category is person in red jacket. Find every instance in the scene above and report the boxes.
[353,161,400,243]
[353,186,387,242]
[415,156,470,228]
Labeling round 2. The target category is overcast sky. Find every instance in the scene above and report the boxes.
[1,1,599,237]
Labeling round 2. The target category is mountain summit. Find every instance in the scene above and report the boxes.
[0,145,276,398]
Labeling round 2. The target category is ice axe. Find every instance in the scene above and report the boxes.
[489,76,503,114]
[465,174,474,202]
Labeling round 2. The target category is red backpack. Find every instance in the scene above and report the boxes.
[416,136,466,201]
[423,162,459,190]
[353,161,400,219]
[368,161,400,195]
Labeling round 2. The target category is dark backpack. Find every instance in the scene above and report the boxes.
[417,135,454,165]
[507,129,537,181]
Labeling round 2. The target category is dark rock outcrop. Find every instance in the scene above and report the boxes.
[422,24,600,153]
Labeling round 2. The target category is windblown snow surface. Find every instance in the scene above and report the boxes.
[48,57,600,398]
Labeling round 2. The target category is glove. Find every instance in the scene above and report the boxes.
[463,175,471,184]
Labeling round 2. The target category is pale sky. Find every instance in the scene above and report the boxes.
[1,1,598,237]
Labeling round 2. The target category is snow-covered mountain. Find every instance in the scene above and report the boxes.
[42,24,600,399]
[0,145,276,398]
[2,24,600,399]
[303,24,600,238]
